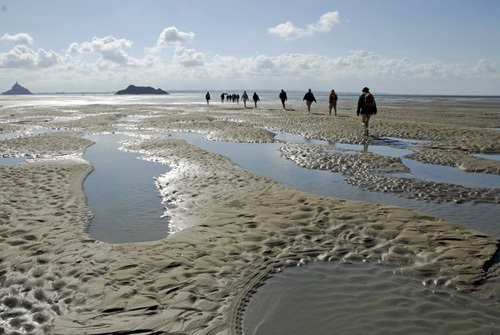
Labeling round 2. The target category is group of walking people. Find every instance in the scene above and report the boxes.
[205,86,377,137]
[206,91,259,108]
[300,87,377,136]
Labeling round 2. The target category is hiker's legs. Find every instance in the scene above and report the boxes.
[362,114,371,136]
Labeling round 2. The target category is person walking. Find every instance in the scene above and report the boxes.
[328,89,338,116]
[356,87,377,137]
[242,91,249,108]
[303,89,317,113]
[279,89,288,109]
[205,92,210,105]
[253,92,260,108]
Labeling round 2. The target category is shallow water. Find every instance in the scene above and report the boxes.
[242,261,500,335]
[0,156,25,165]
[169,132,500,238]
[276,131,500,188]
[473,153,500,162]
[331,143,414,158]
[1,126,499,240]
[83,134,171,244]
[398,158,500,189]
[0,132,18,141]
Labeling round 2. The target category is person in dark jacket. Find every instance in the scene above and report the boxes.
[279,89,288,109]
[356,87,377,137]
[253,92,260,108]
[303,89,316,113]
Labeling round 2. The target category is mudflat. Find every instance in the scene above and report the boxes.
[1,97,499,334]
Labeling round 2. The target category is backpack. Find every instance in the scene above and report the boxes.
[364,92,374,107]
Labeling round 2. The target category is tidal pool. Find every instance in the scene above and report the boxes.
[83,134,171,244]
[169,131,500,238]
[2,129,499,240]
[242,261,500,335]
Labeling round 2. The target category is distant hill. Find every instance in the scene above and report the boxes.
[116,85,169,95]
[2,82,33,95]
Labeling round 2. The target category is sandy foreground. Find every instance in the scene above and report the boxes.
[1,98,500,334]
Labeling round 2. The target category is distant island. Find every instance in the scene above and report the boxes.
[2,82,33,95]
[116,85,169,95]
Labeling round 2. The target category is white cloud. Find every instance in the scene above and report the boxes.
[173,46,204,67]
[268,11,341,40]
[0,45,65,69]
[255,55,275,70]
[147,27,195,52]
[1,30,498,95]
[311,11,341,32]
[192,50,499,94]
[268,21,307,41]
[67,36,139,66]
[1,33,34,45]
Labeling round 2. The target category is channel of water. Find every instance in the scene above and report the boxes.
[1,129,500,239]
[168,131,500,238]
[82,134,171,244]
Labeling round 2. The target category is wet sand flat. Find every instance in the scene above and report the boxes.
[0,97,500,334]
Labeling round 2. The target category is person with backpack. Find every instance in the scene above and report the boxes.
[356,87,377,137]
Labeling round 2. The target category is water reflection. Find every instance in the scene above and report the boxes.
[0,157,25,166]
[1,128,499,240]
[332,142,413,158]
[83,134,171,244]
[472,153,500,162]
[243,261,500,335]
[398,158,500,189]
[169,131,500,238]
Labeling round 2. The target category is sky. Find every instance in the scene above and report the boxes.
[0,0,499,95]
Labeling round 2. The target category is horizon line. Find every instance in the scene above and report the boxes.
[19,91,500,98]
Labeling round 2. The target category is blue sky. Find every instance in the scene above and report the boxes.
[0,0,499,94]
